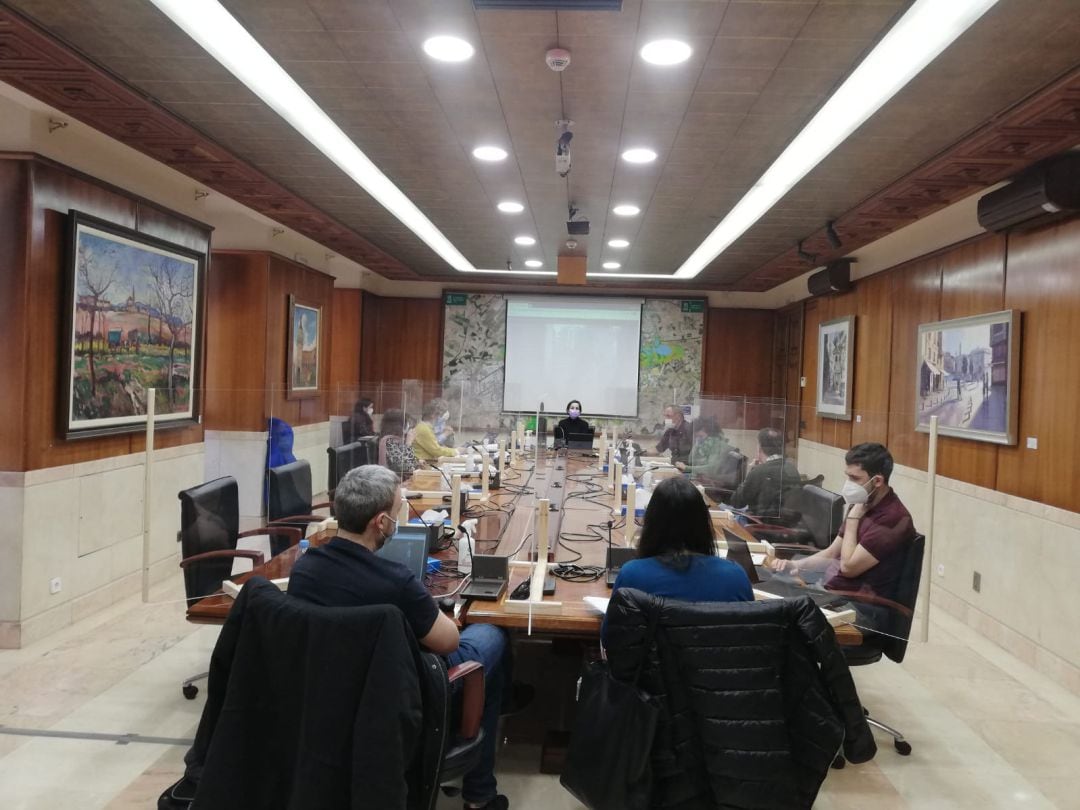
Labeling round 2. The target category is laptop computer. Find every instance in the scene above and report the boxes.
[721,528,848,611]
[377,524,430,582]
[555,426,596,450]
[462,554,509,601]
[606,546,637,587]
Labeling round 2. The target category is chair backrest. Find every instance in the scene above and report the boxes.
[798,484,845,549]
[267,459,313,521]
[177,477,240,601]
[378,435,391,466]
[879,533,925,663]
[326,440,375,494]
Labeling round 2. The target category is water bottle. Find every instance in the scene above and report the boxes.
[298,538,310,555]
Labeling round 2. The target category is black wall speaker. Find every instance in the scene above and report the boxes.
[807,258,854,297]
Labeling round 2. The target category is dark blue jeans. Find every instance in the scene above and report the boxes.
[445,624,512,805]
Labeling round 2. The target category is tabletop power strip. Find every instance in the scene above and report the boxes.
[222,576,289,599]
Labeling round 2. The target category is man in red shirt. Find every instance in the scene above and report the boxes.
[769,443,916,622]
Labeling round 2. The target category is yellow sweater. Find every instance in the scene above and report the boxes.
[411,421,457,461]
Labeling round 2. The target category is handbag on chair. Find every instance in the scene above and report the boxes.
[560,615,661,810]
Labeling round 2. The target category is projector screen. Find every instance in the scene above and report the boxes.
[502,295,643,417]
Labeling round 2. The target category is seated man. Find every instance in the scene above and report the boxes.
[769,442,916,630]
[289,465,514,810]
[655,405,693,466]
[675,416,733,480]
[727,427,801,518]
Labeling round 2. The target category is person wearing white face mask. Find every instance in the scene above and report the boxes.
[343,397,375,444]
[768,443,916,615]
[412,397,459,461]
[289,466,518,810]
[655,404,694,465]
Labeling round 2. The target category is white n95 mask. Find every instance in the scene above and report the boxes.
[841,480,870,505]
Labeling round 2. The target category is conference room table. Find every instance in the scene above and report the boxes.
[186,450,861,647]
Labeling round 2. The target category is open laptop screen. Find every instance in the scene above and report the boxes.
[377,524,429,581]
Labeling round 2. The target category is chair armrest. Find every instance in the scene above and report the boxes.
[267,515,326,525]
[179,549,264,569]
[312,500,332,511]
[448,661,485,740]
[825,589,913,618]
[238,526,302,547]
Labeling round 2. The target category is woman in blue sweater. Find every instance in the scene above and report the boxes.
[606,477,752,634]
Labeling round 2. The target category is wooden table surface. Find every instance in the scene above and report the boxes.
[187,451,860,645]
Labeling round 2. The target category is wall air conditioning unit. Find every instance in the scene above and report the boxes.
[976,153,1080,233]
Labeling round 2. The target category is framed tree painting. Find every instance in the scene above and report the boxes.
[287,295,321,398]
[915,309,1020,445]
[816,315,855,420]
[63,211,205,439]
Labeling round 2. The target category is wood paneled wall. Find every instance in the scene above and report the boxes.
[0,155,209,472]
[794,219,1080,514]
[702,308,776,397]
[329,288,362,395]
[359,293,443,383]
[205,251,335,432]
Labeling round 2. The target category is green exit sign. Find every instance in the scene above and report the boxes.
[445,293,468,306]
[680,300,705,313]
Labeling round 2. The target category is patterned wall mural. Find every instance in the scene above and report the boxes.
[441,293,705,437]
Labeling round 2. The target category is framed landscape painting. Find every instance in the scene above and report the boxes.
[63,211,204,439]
[816,315,855,420]
[915,309,1020,445]
[287,295,321,398]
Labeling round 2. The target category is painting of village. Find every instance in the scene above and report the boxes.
[288,296,320,396]
[817,316,854,419]
[66,217,200,436]
[916,310,1019,444]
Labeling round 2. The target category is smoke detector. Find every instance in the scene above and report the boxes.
[565,239,578,250]
[545,48,571,72]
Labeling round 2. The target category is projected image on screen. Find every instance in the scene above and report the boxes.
[502,296,642,417]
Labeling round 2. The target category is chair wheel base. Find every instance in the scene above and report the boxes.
[895,740,912,756]
[182,684,199,700]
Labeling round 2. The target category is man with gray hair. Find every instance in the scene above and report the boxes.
[288,465,513,810]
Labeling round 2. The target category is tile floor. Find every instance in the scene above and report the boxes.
[1,579,1079,809]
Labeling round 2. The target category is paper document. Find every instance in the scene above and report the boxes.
[582,596,610,615]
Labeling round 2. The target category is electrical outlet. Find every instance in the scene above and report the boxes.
[936,563,945,577]
[972,571,981,593]
[49,577,62,595]
[1026,437,1038,450]
[800,376,807,388]
[855,414,862,423]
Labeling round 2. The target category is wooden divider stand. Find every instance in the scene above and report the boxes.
[450,473,462,528]
[497,438,506,480]
[480,449,490,500]
[624,480,637,545]
[504,497,562,616]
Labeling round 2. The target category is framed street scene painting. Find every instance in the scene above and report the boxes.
[915,309,1020,445]
[287,295,321,398]
[816,315,855,420]
[63,211,204,439]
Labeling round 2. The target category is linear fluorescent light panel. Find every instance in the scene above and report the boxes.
[149,0,475,273]
[673,0,1000,279]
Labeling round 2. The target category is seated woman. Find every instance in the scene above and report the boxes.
[342,397,375,444]
[605,476,752,639]
[378,408,422,478]
[555,399,591,442]
[675,416,732,476]
[412,397,458,462]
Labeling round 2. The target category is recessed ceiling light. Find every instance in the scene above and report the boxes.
[147,0,474,274]
[602,261,621,270]
[640,39,692,66]
[472,145,507,162]
[497,201,524,213]
[514,236,536,246]
[607,239,630,248]
[673,0,1000,279]
[524,260,543,268]
[612,204,641,217]
[621,148,657,164]
[422,35,474,62]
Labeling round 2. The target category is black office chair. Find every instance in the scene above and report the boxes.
[176,477,300,699]
[325,438,377,497]
[266,459,332,547]
[158,579,485,809]
[833,533,926,759]
[699,450,748,501]
[598,589,875,809]
[747,484,844,555]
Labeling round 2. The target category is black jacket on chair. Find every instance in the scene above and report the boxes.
[604,589,876,810]
[184,577,448,810]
